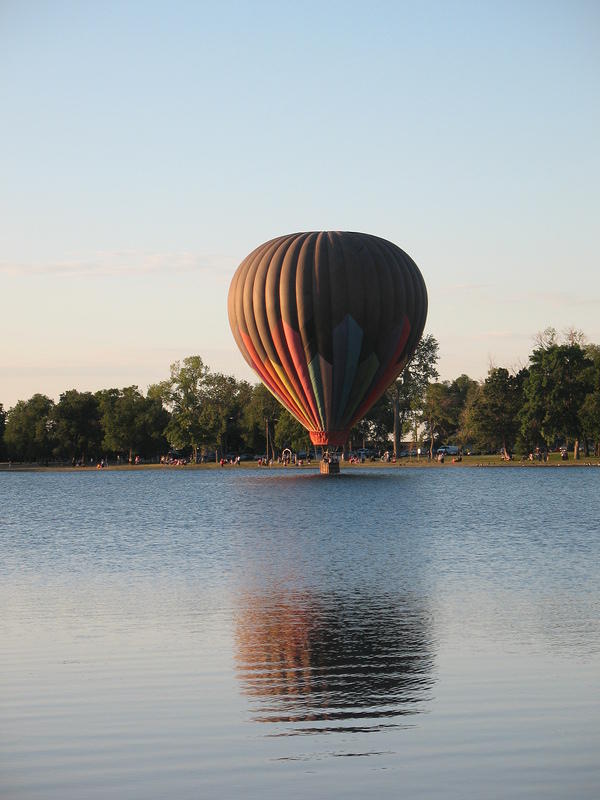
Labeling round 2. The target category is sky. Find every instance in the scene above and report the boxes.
[1,0,599,408]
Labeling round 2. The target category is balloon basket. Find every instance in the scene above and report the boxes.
[320,458,340,476]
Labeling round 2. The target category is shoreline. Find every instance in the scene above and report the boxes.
[2,455,599,473]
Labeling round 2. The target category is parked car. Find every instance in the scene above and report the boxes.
[437,445,460,456]
[357,448,378,460]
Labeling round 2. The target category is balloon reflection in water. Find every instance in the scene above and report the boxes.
[235,591,434,735]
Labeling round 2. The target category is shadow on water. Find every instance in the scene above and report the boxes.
[236,468,412,487]
[234,589,435,737]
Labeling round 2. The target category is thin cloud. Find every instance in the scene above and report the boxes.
[444,330,531,342]
[439,284,600,308]
[480,330,530,339]
[1,250,237,277]
[521,289,600,307]
[441,282,492,292]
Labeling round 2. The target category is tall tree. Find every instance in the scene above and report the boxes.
[4,394,55,462]
[421,382,456,458]
[242,383,282,459]
[274,409,311,454]
[51,390,102,463]
[461,367,525,459]
[150,356,209,461]
[349,394,392,452]
[386,334,439,457]
[520,344,593,458]
[458,382,483,449]
[438,374,480,447]
[224,379,254,454]
[448,374,478,415]
[580,343,600,455]
[199,372,249,457]
[584,343,600,375]
[579,392,600,456]
[97,386,169,461]
[0,403,6,461]
[533,326,558,349]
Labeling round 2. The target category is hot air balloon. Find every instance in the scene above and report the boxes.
[228,231,427,451]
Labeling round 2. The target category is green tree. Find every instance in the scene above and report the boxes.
[52,390,102,463]
[458,382,483,448]
[386,334,439,457]
[150,357,255,460]
[421,382,456,458]
[584,343,600,377]
[228,379,255,454]
[579,392,600,456]
[150,356,210,461]
[533,326,558,349]
[97,386,169,462]
[437,373,480,449]
[274,409,311,453]
[4,394,55,462]
[448,374,478,418]
[349,394,392,453]
[0,404,6,461]
[242,383,282,459]
[461,367,525,458]
[580,343,600,455]
[520,344,593,458]
[199,372,250,458]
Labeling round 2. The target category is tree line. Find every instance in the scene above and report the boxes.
[422,328,600,459]
[1,328,599,464]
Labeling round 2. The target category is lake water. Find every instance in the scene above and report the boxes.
[1,467,599,799]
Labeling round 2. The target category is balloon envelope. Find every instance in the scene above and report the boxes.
[228,231,427,446]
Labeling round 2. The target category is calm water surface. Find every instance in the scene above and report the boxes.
[1,467,599,799]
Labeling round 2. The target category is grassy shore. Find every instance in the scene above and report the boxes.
[2,453,600,472]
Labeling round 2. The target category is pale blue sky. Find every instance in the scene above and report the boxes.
[2,0,599,407]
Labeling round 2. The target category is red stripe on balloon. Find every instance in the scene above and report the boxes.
[240,331,309,425]
[271,319,320,430]
[282,320,322,430]
[256,345,314,429]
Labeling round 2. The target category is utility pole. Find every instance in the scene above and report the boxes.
[265,418,269,462]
